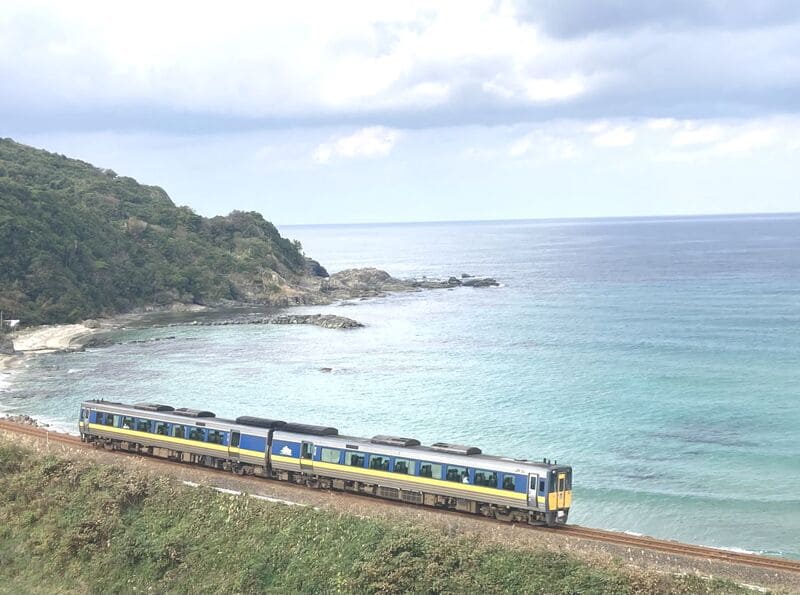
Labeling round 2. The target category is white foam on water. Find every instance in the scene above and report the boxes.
[0,369,17,393]
[704,544,765,556]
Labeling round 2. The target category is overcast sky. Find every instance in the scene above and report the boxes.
[2,1,799,224]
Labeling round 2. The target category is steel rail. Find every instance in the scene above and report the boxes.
[1,420,797,574]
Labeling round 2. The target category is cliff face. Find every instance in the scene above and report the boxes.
[0,138,320,323]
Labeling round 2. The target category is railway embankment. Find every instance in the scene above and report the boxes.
[1,424,796,594]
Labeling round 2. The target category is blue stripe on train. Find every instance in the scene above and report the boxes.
[272,439,300,457]
[240,434,267,453]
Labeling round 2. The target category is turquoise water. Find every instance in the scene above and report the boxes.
[2,214,799,557]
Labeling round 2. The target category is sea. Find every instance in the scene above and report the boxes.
[2,214,799,558]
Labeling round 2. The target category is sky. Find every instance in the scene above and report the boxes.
[2,0,799,224]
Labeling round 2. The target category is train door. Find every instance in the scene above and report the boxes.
[528,474,539,508]
[300,441,314,473]
[79,408,90,437]
[556,471,567,509]
[228,431,240,460]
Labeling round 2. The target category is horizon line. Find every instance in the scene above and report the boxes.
[277,210,800,228]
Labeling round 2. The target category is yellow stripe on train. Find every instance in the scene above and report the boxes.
[271,454,528,501]
[86,424,264,459]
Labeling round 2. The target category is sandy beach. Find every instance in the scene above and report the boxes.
[0,323,97,373]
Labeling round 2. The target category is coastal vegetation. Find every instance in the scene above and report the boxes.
[0,138,310,325]
[0,441,752,594]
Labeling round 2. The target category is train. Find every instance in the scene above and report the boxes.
[78,400,572,526]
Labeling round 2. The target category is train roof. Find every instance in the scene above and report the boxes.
[273,430,563,474]
[83,400,566,474]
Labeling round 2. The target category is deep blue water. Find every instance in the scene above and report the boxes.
[2,214,799,557]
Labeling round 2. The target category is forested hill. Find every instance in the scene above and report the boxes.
[0,138,320,324]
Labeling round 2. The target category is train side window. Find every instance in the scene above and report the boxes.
[136,418,151,433]
[173,425,185,439]
[207,430,224,444]
[189,427,205,441]
[345,451,365,467]
[539,479,546,493]
[419,462,442,479]
[474,469,497,487]
[113,415,121,427]
[503,474,516,491]
[104,414,114,427]
[154,422,168,435]
[369,455,389,471]
[393,458,413,474]
[446,465,467,483]
[320,448,341,464]
[121,416,134,429]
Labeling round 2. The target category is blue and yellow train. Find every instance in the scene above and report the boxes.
[79,400,572,526]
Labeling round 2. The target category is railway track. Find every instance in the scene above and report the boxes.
[2,420,799,576]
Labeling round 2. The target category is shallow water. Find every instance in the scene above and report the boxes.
[3,214,799,558]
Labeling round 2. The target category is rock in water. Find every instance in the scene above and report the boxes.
[461,277,500,287]
[268,314,363,329]
[0,335,15,355]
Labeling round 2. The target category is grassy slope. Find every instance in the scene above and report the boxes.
[0,443,750,594]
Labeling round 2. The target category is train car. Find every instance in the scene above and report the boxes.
[270,430,571,525]
[78,401,275,473]
[79,400,571,526]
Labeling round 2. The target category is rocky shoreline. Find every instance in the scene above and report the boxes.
[1,414,49,428]
[0,267,497,365]
[309,267,499,299]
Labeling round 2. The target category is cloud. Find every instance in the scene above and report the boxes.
[313,127,399,163]
[516,0,800,38]
[483,75,587,103]
[647,118,678,130]
[592,126,636,147]
[671,124,724,146]
[713,128,777,154]
[508,130,578,160]
[1,0,800,135]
